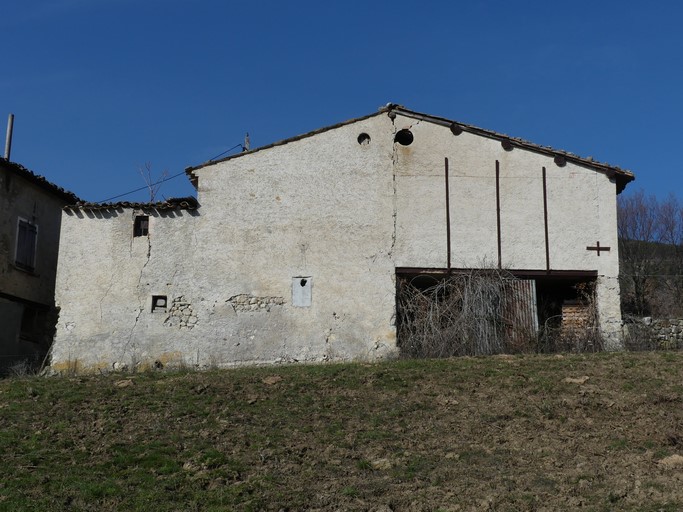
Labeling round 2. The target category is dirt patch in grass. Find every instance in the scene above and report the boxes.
[2,352,683,511]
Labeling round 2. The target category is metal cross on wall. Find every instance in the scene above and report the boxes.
[586,241,611,256]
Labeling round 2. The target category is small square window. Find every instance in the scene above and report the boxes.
[151,295,167,313]
[134,215,149,237]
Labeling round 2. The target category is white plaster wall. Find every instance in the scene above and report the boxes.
[53,114,401,371]
[392,117,517,268]
[51,110,626,371]
[52,208,199,371]
[392,115,620,274]
[190,114,398,366]
[497,150,546,270]
[390,114,622,343]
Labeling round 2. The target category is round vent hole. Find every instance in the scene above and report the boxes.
[394,129,414,146]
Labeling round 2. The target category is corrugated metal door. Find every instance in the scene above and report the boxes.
[503,280,538,350]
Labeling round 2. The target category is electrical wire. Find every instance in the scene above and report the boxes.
[96,142,245,203]
[208,143,244,162]
[97,170,187,203]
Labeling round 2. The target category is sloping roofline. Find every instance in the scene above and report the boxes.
[184,108,385,185]
[0,157,81,203]
[64,196,199,212]
[185,104,635,193]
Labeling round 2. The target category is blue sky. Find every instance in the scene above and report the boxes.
[2,1,680,202]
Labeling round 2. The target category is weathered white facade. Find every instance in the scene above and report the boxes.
[51,106,634,372]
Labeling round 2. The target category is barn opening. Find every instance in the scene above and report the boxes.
[395,268,599,357]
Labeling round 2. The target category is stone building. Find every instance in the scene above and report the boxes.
[0,158,80,372]
[50,105,634,372]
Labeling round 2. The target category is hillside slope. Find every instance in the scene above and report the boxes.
[2,353,683,511]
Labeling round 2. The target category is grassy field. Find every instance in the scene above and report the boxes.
[2,352,683,511]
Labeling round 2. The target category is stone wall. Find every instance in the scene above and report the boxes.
[623,318,683,350]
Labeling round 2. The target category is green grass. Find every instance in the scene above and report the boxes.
[2,352,683,510]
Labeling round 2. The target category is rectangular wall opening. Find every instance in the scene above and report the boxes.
[151,295,167,313]
[533,275,598,351]
[396,268,598,357]
[134,215,149,237]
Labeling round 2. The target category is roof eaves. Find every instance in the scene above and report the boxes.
[184,104,635,194]
[0,158,81,203]
[390,106,635,193]
[64,196,199,212]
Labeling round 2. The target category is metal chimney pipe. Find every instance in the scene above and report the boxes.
[4,114,14,160]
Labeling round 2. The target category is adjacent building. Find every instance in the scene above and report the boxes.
[0,158,80,373]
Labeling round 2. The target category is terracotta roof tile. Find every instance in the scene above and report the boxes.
[64,196,199,211]
[0,157,80,203]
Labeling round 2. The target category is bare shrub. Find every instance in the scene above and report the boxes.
[8,359,32,377]
[622,317,683,352]
[138,162,169,202]
[618,190,683,318]
[4,354,45,378]
[622,320,658,352]
[398,273,604,358]
[397,270,534,358]
[537,325,603,354]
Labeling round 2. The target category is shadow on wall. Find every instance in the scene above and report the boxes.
[0,300,56,376]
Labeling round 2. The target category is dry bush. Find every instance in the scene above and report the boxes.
[622,320,659,352]
[537,325,603,354]
[618,190,683,318]
[1,354,45,378]
[397,273,604,358]
[622,317,683,352]
[397,270,535,358]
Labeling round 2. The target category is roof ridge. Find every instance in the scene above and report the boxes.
[185,105,635,193]
[390,106,634,178]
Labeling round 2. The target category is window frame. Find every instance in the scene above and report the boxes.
[14,217,38,272]
[134,215,150,237]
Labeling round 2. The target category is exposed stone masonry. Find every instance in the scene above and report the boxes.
[624,317,683,350]
[648,318,683,349]
[228,294,285,312]
[164,296,197,329]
